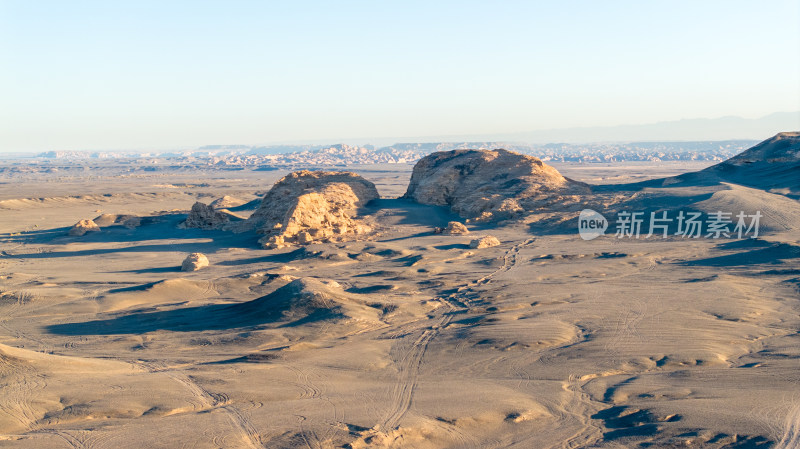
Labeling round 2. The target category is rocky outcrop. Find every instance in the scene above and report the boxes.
[435,221,470,235]
[181,253,209,271]
[232,170,379,248]
[403,149,589,221]
[69,219,101,236]
[182,202,241,230]
[469,235,501,249]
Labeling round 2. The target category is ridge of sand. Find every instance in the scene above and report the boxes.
[667,131,800,194]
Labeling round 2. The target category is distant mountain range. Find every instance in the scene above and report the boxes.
[364,112,799,145]
[508,111,800,143]
[7,112,797,164]
[20,141,758,170]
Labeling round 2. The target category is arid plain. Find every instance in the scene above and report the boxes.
[1,137,799,449]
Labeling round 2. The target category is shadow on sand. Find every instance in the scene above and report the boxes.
[0,213,262,260]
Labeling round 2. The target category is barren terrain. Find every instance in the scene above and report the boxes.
[0,158,798,449]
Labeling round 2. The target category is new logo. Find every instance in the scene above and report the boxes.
[578,209,607,240]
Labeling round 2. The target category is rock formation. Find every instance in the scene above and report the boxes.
[68,219,101,236]
[182,202,241,230]
[470,235,501,249]
[232,170,379,248]
[181,253,209,271]
[436,221,470,235]
[403,149,589,221]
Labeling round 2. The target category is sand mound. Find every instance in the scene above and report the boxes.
[98,278,218,312]
[181,253,209,272]
[724,131,800,165]
[403,149,589,221]
[231,170,379,248]
[93,213,141,228]
[470,235,501,248]
[674,132,800,193]
[182,201,241,229]
[209,195,246,209]
[68,219,100,236]
[231,277,380,324]
[694,183,800,234]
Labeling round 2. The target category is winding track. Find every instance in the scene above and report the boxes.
[134,361,264,449]
[375,237,536,445]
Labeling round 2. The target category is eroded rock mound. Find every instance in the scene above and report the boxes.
[403,149,589,221]
[435,221,470,235]
[470,235,501,248]
[233,170,379,248]
[182,202,241,230]
[69,219,101,236]
[181,253,209,271]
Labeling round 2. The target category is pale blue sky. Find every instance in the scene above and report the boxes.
[1,0,798,151]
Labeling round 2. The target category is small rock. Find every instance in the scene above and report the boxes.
[69,219,101,236]
[469,235,501,249]
[181,253,209,272]
[443,221,470,235]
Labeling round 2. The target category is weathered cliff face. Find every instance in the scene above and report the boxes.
[233,170,379,248]
[403,149,589,221]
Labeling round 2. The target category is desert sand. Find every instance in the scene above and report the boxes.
[0,136,799,448]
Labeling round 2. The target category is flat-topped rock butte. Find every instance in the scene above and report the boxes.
[404,148,590,222]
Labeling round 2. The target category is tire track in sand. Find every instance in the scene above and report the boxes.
[134,361,263,449]
[286,365,339,449]
[380,309,453,431]
[474,238,536,288]
[372,238,536,445]
[0,349,47,434]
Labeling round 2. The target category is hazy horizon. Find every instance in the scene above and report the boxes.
[2,1,799,152]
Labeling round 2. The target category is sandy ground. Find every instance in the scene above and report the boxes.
[0,162,798,448]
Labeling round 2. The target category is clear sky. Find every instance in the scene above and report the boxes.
[1,0,798,152]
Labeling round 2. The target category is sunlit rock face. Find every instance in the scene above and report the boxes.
[233,170,379,248]
[403,149,589,222]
